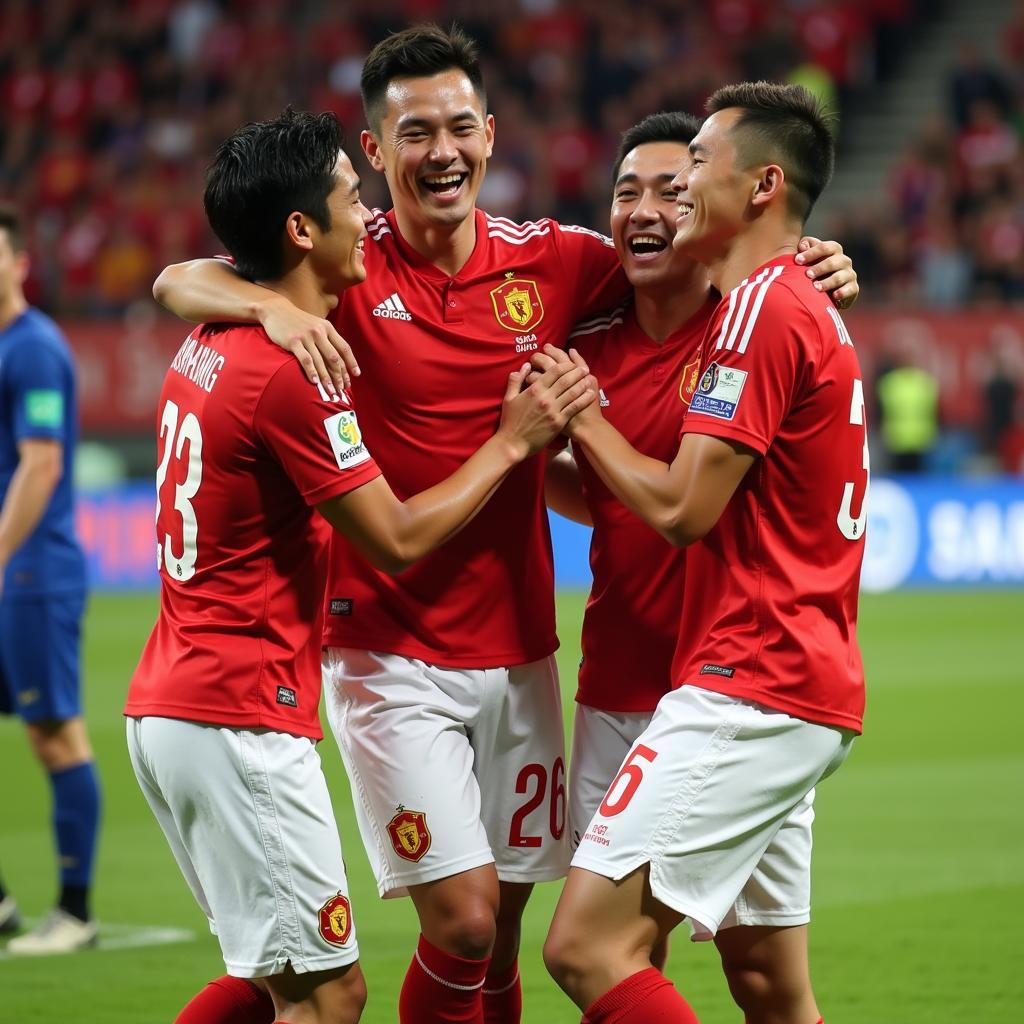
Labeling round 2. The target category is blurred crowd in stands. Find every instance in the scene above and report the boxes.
[1,0,1023,471]
[4,0,1003,314]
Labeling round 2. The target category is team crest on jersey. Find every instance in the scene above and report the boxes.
[490,277,545,332]
[387,807,432,862]
[679,357,701,406]
[317,893,353,946]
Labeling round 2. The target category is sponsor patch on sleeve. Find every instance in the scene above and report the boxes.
[323,409,371,470]
[688,362,747,421]
[25,389,64,429]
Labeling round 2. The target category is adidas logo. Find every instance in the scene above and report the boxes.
[372,292,412,321]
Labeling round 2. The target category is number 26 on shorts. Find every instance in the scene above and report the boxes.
[599,744,659,818]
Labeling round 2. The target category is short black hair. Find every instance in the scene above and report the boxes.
[203,108,342,281]
[612,111,703,182]
[0,203,25,252]
[705,81,834,222]
[361,23,486,132]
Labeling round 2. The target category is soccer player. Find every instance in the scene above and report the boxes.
[125,108,594,1024]
[0,203,102,955]
[152,26,857,1024]
[540,83,868,1024]
[547,110,857,979]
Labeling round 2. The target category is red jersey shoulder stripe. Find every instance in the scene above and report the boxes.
[714,264,784,355]
[485,214,553,235]
[569,303,628,339]
[558,223,614,247]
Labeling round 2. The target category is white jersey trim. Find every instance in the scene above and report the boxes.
[569,303,629,339]
[714,265,784,355]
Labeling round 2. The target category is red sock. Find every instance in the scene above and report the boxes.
[482,958,521,1024]
[399,934,491,1023]
[582,968,700,1023]
[175,976,275,1024]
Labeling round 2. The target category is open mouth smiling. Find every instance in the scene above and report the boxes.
[421,172,468,196]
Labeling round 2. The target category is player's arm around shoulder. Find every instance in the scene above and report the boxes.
[153,258,359,394]
[316,358,598,573]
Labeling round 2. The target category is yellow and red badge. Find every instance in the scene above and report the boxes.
[490,278,545,333]
[317,893,353,946]
[679,357,701,406]
[387,808,432,862]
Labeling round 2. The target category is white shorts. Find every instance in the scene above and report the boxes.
[126,716,359,977]
[569,705,653,851]
[323,648,569,898]
[571,686,853,941]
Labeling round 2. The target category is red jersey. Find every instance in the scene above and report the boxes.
[676,256,868,733]
[125,323,381,739]
[570,296,717,712]
[323,208,626,666]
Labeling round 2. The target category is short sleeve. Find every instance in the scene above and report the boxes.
[7,343,70,443]
[682,284,814,455]
[555,223,630,320]
[254,361,381,505]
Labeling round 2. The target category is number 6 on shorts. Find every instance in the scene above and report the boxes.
[599,743,658,818]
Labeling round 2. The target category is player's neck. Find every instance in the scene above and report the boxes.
[259,270,338,320]
[393,207,477,277]
[707,225,800,298]
[633,263,711,343]
[0,290,27,333]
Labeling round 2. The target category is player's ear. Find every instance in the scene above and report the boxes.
[361,130,386,173]
[751,164,784,209]
[484,113,495,159]
[284,211,315,253]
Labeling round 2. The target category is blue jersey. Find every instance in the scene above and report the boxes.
[0,308,86,597]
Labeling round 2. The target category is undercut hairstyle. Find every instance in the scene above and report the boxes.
[705,82,834,222]
[203,108,342,281]
[0,203,25,252]
[612,111,703,182]
[361,23,486,132]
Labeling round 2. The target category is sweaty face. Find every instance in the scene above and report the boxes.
[318,150,372,290]
[611,141,696,290]
[672,108,750,260]
[363,68,494,232]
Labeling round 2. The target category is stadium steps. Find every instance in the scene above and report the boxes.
[810,0,1016,231]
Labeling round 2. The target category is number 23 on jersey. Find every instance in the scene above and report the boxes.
[155,398,204,581]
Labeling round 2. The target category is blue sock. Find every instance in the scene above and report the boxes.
[50,762,101,896]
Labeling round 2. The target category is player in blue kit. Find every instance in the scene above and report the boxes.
[0,203,101,955]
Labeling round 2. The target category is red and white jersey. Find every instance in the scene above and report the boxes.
[323,208,626,667]
[125,323,381,739]
[570,296,718,713]
[676,256,868,733]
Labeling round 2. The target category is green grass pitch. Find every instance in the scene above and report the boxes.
[1,589,1022,1022]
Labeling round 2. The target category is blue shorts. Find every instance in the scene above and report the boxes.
[0,591,86,723]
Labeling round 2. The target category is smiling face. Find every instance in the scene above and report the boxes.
[312,150,372,291]
[611,140,697,291]
[362,68,494,234]
[672,108,751,260]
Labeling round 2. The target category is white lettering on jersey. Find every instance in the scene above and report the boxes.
[372,292,413,321]
[170,336,225,393]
